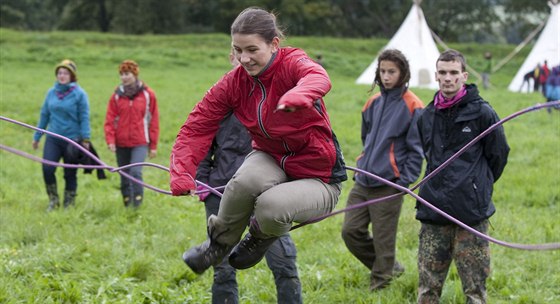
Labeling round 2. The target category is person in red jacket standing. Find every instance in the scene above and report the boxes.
[104,60,159,208]
[171,7,347,275]
[540,60,550,96]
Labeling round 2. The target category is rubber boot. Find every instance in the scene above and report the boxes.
[63,190,76,208]
[46,183,59,212]
[133,194,143,208]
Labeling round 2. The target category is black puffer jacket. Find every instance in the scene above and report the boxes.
[415,84,510,225]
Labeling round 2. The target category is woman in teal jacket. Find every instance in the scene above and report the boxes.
[32,59,91,211]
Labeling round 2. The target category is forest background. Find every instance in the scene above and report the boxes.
[0,0,552,43]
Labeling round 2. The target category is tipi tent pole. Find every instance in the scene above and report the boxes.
[492,21,546,73]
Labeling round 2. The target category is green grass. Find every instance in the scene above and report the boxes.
[0,28,559,303]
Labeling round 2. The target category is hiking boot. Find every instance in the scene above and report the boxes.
[63,190,76,208]
[46,183,59,212]
[182,239,233,275]
[370,262,405,291]
[228,232,278,269]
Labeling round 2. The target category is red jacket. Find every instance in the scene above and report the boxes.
[104,83,159,150]
[170,47,347,195]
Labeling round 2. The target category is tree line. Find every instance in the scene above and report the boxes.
[0,0,550,43]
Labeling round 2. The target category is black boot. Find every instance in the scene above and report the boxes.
[133,194,143,208]
[183,226,233,275]
[46,183,59,212]
[63,190,76,208]
[183,238,233,275]
[228,226,278,270]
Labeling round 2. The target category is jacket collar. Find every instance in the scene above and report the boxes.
[380,86,406,99]
[116,80,145,97]
[427,84,485,120]
[253,49,281,78]
[429,84,481,109]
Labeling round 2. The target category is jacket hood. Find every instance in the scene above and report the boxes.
[459,84,482,104]
[115,80,145,97]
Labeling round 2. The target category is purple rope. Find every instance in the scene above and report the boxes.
[114,161,170,172]
[293,101,560,230]
[346,166,560,251]
[195,181,226,198]
[1,100,559,251]
[291,101,560,251]
[0,143,111,170]
[0,116,176,195]
[0,115,219,197]
[412,100,560,191]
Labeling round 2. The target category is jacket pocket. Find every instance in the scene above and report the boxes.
[470,175,489,220]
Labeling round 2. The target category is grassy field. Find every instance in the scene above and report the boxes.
[0,28,558,303]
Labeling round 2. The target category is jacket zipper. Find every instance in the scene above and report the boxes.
[128,98,133,143]
[255,78,271,139]
[280,141,295,170]
[255,77,293,171]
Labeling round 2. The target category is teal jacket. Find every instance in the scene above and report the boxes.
[33,82,91,142]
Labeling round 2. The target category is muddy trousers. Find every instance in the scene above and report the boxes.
[417,221,490,304]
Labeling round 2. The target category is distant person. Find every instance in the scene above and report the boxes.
[481,51,492,89]
[415,49,510,303]
[171,7,346,276]
[104,60,159,208]
[193,51,302,303]
[539,60,550,96]
[533,64,541,92]
[32,59,91,211]
[341,49,424,291]
[545,65,560,113]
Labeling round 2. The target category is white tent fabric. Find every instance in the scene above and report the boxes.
[356,3,440,89]
[508,2,560,93]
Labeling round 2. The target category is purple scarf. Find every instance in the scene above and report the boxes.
[55,82,76,100]
[434,85,467,110]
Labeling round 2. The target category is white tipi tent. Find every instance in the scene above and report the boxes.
[508,1,560,93]
[356,0,440,89]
